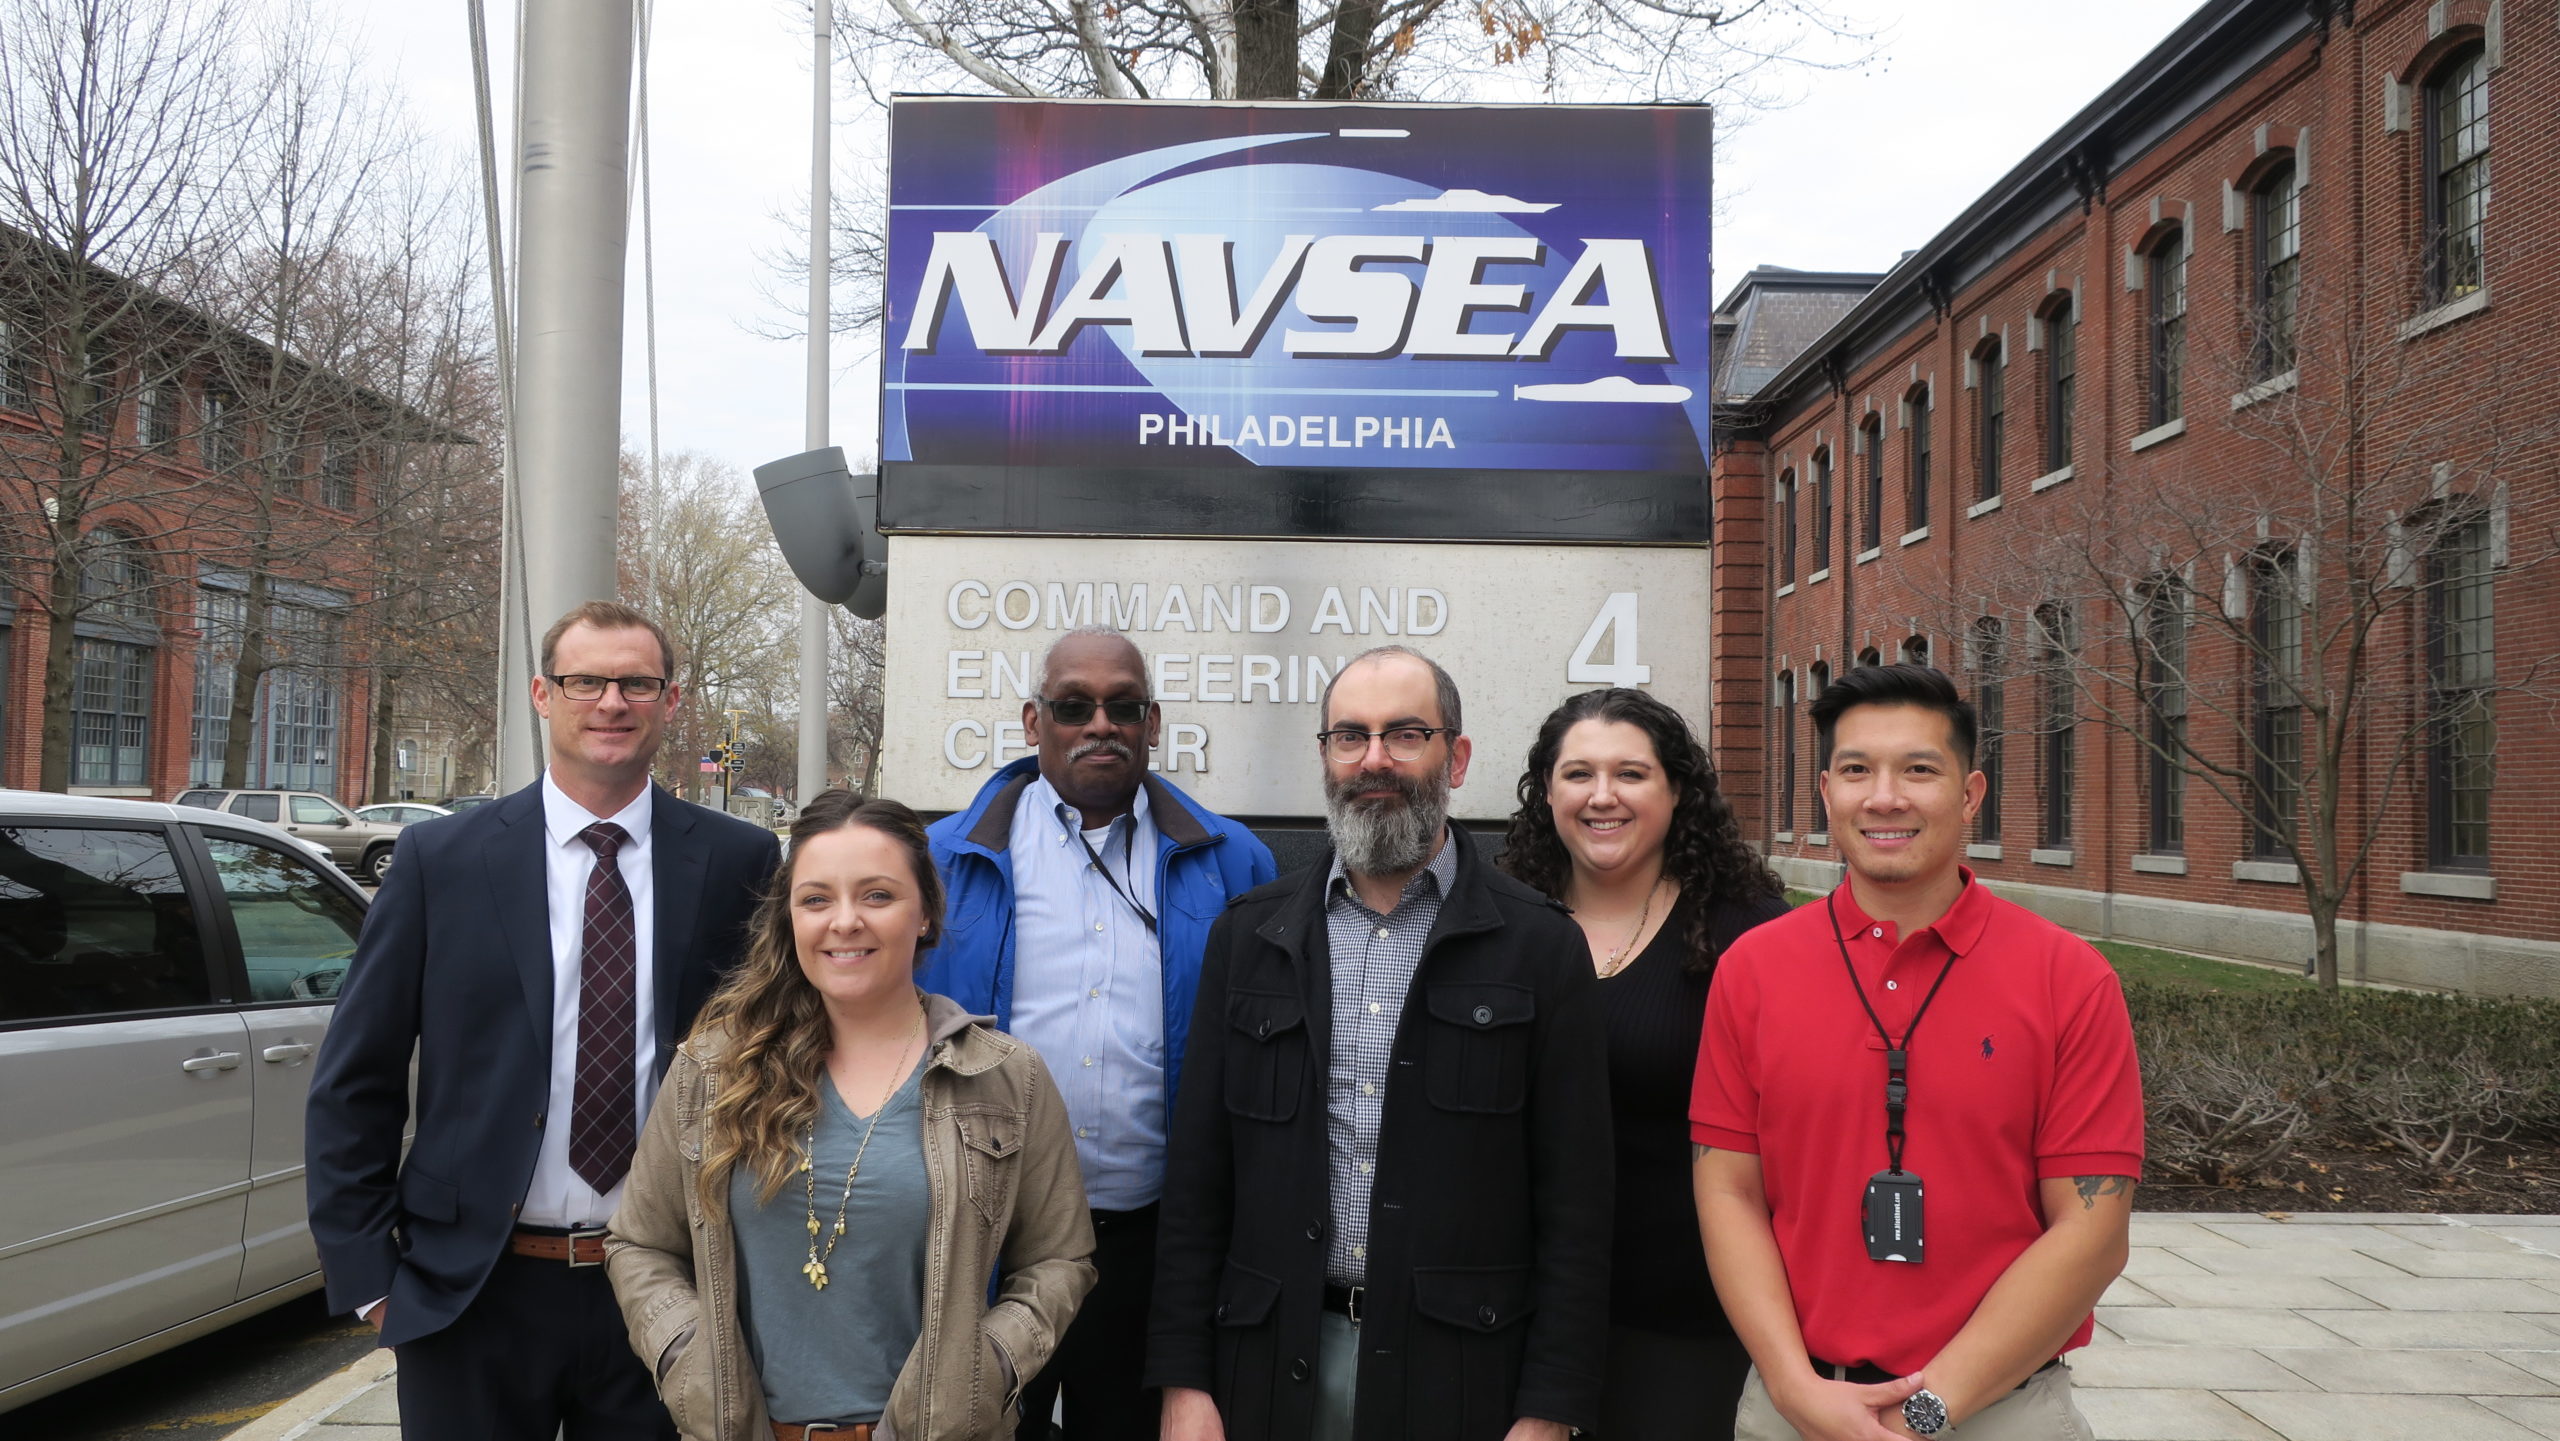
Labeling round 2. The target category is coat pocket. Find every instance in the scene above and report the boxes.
[953,1106,1025,1227]
[398,1164,458,1223]
[1212,1259,1285,1441]
[1222,990,1308,1123]
[1407,1265,1536,1441]
[1421,983,1535,1114]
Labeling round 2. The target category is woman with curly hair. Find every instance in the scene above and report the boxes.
[1502,688,1788,1440]
[607,791,1095,1441]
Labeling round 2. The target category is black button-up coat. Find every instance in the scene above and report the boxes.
[1146,826,1614,1441]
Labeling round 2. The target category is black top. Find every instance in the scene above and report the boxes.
[1599,888,1794,1334]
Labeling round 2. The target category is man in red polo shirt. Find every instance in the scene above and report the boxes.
[1692,663,2142,1440]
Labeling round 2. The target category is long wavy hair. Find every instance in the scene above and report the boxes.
[692,791,945,1211]
[1501,688,1782,973]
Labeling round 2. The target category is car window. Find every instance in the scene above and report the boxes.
[174,790,226,811]
[291,796,345,826]
[204,835,364,1002]
[229,794,280,823]
[0,825,213,1024]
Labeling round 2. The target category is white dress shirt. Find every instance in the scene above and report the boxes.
[518,773,659,1228]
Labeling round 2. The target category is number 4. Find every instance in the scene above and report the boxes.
[1567,592,1651,687]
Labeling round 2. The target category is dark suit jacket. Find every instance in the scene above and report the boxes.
[304,780,780,1345]
[1145,825,1614,1441]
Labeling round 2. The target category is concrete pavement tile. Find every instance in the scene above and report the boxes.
[2459,1215,2560,1227]
[303,1428,399,1439]
[2125,1246,2216,1279]
[2074,1387,2284,1439]
[2107,1277,2170,1306]
[325,1383,404,1425]
[2294,1213,2458,1227]
[2492,1228,2560,1254]
[2503,1353,2560,1386]
[2329,1275,2560,1311]
[2099,1307,2357,1348]
[2481,1396,2560,1439]
[2176,1246,2406,1277]
[2202,1222,2429,1249]
[2405,1224,2553,1252]
[2064,1345,2319,1391]
[2138,1275,2378,1310]
[2261,1347,2559,1395]
[2226,1392,2544,1441]
[2294,1310,2560,1349]
[2134,1219,2252,1249]
[2373,1248,2560,1280]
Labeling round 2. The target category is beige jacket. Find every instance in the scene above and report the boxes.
[606,993,1098,1441]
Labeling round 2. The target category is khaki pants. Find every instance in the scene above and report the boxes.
[1733,1361,2091,1441]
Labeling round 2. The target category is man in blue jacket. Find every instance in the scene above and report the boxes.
[925,625,1276,1441]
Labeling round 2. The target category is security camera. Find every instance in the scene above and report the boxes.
[752,446,886,620]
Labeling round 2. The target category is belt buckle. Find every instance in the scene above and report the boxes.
[567,1224,607,1268]
[1345,1285,1364,1326]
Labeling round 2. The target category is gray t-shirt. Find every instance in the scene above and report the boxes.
[731,1063,931,1425]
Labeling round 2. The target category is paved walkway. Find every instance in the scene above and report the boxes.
[225,1213,2560,1441]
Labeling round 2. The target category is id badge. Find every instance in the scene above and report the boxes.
[1863,1169,1925,1263]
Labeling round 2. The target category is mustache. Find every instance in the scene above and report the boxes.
[1070,738,1135,764]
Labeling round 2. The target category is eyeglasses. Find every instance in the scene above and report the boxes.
[1041,696,1149,726]
[1317,726,1456,763]
[548,673,670,702]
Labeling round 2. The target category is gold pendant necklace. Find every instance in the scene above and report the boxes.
[801,1003,924,1292]
[1594,876,1666,980]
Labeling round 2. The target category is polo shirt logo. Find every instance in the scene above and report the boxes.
[1980,1036,1995,1060]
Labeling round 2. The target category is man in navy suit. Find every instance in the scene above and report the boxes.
[306,601,781,1440]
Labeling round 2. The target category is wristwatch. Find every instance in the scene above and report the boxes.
[1902,1388,1949,1436]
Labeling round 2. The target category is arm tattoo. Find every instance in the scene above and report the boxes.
[2071,1175,2135,1210]
[1693,1143,1715,1161]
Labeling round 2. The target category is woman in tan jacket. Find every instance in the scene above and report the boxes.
[608,792,1096,1441]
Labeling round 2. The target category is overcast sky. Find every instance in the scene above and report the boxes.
[348,0,2202,480]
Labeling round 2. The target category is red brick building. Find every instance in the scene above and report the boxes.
[0,250,401,805]
[1711,0,2557,995]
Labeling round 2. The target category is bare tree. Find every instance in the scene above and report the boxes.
[1945,252,2553,991]
[0,0,254,790]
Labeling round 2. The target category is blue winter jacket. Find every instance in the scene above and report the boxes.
[921,756,1278,1109]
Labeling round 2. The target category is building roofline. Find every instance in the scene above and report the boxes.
[1740,0,2321,421]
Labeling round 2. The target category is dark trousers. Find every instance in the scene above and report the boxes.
[1595,1321,1752,1441]
[394,1250,676,1441]
[1020,1202,1160,1441]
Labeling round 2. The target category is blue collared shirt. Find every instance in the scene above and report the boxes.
[1006,772,1167,1210]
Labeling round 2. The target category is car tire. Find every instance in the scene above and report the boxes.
[360,845,393,885]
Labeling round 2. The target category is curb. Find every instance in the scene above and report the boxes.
[223,1351,396,1440]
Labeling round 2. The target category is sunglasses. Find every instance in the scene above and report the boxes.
[1040,696,1149,726]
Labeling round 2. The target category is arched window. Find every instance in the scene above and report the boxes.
[2140,574,2188,854]
[1774,670,1796,834]
[2147,231,2187,427]
[1971,617,2005,844]
[1810,448,1833,573]
[1974,339,2004,500]
[2254,162,2302,376]
[2424,510,2493,868]
[1856,646,1881,669]
[2426,47,2489,304]
[1905,385,1931,531]
[1776,469,1798,585]
[1860,417,1885,552]
[1900,635,1929,668]
[1806,660,1831,828]
[2248,549,2303,858]
[2034,603,2076,848]
[2040,295,2075,473]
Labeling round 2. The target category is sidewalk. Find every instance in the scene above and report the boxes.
[225,1212,2560,1441]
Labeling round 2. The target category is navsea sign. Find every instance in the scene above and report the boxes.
[882,99,1713,541]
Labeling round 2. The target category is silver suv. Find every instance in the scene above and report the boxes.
[172,789,401,884]
[0,791,369,1413]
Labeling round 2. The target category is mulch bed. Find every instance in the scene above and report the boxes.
[2138,1136,2560,1215]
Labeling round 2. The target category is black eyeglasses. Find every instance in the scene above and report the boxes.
[1317,726,1456,763]
[548,673,670,702]
[1041,696,1149,726]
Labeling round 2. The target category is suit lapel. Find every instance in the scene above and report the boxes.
[484,784,555,1064]
[650,785,708,1055]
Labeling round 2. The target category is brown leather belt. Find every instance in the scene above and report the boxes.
[772,1425,873,1441]
[508,1226,608,1267]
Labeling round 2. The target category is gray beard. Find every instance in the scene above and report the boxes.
[1324,764,1452,877]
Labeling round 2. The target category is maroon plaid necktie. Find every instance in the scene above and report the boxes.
[568,821,638,1193]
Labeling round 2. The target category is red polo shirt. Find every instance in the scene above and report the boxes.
[1689,872,2143,1376]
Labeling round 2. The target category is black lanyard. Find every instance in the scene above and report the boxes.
[1072,815,1158,934]
[1825,892,1959,1176]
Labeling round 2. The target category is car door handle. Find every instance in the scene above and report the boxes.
[261,1042,315,1063]
[181,1050,244,1072]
